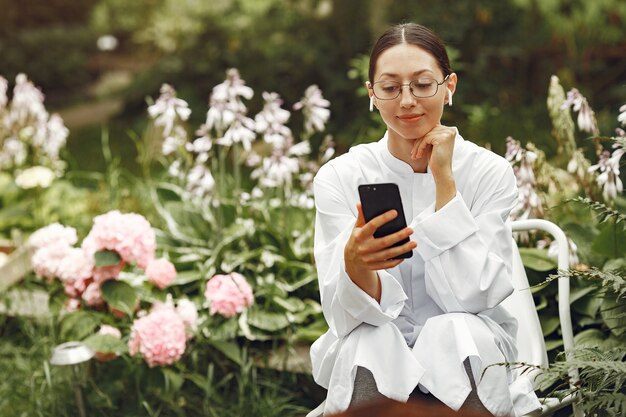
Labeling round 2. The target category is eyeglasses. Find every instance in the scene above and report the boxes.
[370,75,450,100]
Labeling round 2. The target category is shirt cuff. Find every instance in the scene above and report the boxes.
[410,192,479,261]
[336,264,407,326]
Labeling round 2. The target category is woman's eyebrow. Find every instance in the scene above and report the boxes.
[377,69,434,79]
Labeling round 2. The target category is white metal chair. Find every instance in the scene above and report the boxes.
[504,219,582,417]
[307,219,583,417]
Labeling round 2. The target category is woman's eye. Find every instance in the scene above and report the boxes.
[382,85,399,92]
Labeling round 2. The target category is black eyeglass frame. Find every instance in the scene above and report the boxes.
[369,74,450,100]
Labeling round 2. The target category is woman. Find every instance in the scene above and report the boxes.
[309,23,540,416]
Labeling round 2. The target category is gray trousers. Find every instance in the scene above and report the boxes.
[349,360,491,414]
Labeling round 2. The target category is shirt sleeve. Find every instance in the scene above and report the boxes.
[313,164,407,338]
[409,161,518,314]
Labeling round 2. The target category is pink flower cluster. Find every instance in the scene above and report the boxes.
[146,258,177,289]
[29,211,174,311]
[204,272,254,318]
[82,210,156,269]
[128,308,186,367]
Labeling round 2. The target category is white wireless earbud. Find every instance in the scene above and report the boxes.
[369,96,374,112]
[447,90,453,107]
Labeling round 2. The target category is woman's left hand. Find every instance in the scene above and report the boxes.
[410,124,456,180]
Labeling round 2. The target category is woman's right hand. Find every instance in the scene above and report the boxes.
[343,203,416,301]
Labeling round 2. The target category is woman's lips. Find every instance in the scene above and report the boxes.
[397,114,423,122]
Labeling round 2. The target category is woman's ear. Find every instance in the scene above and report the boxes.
[445,73,457,106]
[366,81,375,112]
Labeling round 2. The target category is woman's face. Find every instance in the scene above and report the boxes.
[369,43,456,142]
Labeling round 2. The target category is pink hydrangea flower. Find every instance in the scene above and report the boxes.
[82,282,105,307]
[128,308,186,367]
[92,261,125,284]
[146,258,176,289]
[31,241,73,281]
[28,223,77,250]
[64,298,81,312]
[176,298,198,336]
[82,210,156,269]
[204,272,254,318]
[56,247,94,282]
[63,276,90,298]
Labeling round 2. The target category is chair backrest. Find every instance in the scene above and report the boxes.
[500,238,549,377]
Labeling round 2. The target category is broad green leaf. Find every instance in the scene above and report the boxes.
[272,296,305,313]
[544,339,564,351]
[83,333,127,354]
[573,328,606,348]
[173,270,203,285]
[247,308,290,332]
[101,280,137,317]
[570,285,597,304]
[208,340,242,366]
[162,368,184,392]
[571,290,603,318]
[539,314,560,337]
[591,222,626,260]
[600,296,626,337]
[94,250,121,267]
[519,248,557,271]
[60,311,100,341]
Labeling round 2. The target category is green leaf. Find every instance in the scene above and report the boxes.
[94,250,121,267]
[173,270,203,285]
[60,311,100,341]
[519,248,557,271]
[83,333,127,354]
[600,296,626,337]
[247,308,290,332]
[162,368,184,392]
[208,340,242,366]
[101,280,137,317]
[544,339,564,351]
[591,222,626,260]
[539,314,560,337]
[574,328,606,348]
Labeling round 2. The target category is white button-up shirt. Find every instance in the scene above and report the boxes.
[310,131,540,416]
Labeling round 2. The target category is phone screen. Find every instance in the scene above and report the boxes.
[358,183,413,259]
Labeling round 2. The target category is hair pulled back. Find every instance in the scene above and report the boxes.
[368,23,452,82]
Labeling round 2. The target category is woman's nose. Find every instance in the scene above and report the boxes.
[399,85,416,107]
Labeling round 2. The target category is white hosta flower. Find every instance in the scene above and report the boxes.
[287,140,311,156]
[589,150,623,201]
[216,116,256,151]
[10,73,47,125]
[15,165,55,189]
[618,104,626,127]
[43,114,69,160]
[206,69,253,133]
[561,88,599,136]
[0,137,27,169]
[253,154,300,188]
[0,76,7,108]
[504,136,523,162]
[255,91,292,148]
[186,163,215,199]
[293,85,331,133]
[162,125,188,156]
[567,149,588,180]
[148,84,191,137]
[538,238,580,268]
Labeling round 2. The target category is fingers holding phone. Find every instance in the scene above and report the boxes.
[344,204,415,294]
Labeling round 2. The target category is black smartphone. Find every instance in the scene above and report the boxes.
[358,183,413,259]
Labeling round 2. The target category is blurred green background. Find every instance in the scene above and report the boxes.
[1,0,625,172]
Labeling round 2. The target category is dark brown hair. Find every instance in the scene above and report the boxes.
[368,23,452,82]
